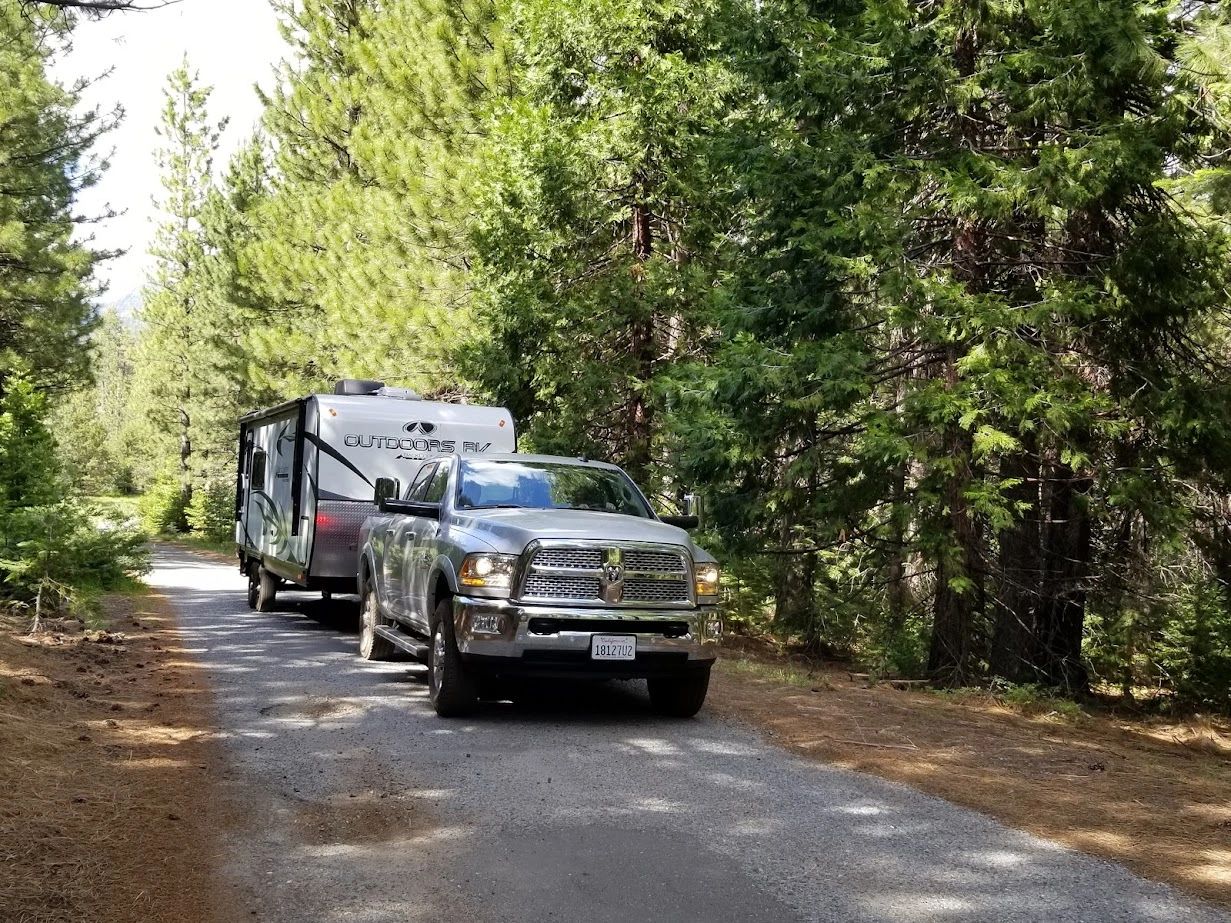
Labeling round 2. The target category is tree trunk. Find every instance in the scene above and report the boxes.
[178,404,192,530]
[1036,459,1091,690]
[990,441,1041,682]
[929,364,977,684]
[626,199,654,482]
[773,516,818,644]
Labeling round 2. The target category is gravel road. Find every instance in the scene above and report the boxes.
[149,546,1227,923]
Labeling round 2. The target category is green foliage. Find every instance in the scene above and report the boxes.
[50,312,139,495]
[0,501,149,619]
[186,480,235,543]
[0,378,146,620]
[48,0,1231,712]
[139,474,189,535]
[0,2,112,391]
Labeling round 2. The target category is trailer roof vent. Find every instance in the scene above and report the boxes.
[333,379,385,396]
[374,386,421,401]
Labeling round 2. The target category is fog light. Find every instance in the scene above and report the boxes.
[705,616,722,639]
[471,613,503,635]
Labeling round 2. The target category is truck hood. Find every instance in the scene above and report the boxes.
[452,508,699,557]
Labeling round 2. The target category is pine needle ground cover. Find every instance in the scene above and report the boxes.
[711,649,1231,910]
[0,592,228,923]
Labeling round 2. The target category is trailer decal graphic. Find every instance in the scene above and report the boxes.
[251,490,292,556]
[303,432,373,487]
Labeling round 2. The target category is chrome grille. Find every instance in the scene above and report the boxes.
[519,544,692,607]
[523,574,602,600]
[625,550,687,573]
[624,577,690,602]
[532,548,603,569]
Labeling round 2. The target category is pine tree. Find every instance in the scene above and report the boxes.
[464,0,747,487]
[243,0,509,398]
[136,61,227,527]
[0,1,114,393]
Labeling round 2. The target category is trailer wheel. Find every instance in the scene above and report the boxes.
[246,568,259,610]
[428,599,477,717]
[255,566,279,613]
[358,586,395,661]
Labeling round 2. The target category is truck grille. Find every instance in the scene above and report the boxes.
[519,544,693,607]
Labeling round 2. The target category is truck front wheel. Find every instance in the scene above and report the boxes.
[359,585,395,661]
[429,599,477,717]
[647,669,711,718]
[255,566,279,613]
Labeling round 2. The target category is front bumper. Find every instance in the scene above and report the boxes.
[452,595,719,678]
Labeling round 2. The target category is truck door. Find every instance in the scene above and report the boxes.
[405,462,450,633]
[383,462,436,618]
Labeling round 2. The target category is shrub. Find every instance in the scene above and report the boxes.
[186,480,235,543]
[139,475,190,534]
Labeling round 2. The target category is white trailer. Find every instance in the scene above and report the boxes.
[235,379,516,610]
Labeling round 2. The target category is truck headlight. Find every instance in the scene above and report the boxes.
[694,562,720,601]
[460,553,518,590]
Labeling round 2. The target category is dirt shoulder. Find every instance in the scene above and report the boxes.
[0,591,230,923]
[710,648,1231,910]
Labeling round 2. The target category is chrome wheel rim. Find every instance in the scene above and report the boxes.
[431,626,445,695]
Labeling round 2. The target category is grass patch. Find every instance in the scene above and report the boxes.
[86,495,140,522]
[931,682,1087,719]
[718,655,831,690]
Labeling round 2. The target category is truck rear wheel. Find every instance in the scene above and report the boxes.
[648,669,711,718]
[255,566,279,613]
[359,585,395,661]
[429,599,477,717]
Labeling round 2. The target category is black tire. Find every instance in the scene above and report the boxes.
[358,584,395,661]
[429,598,477,717]
[255,566,279,613]
[647,668,711,718]
[322,589,333,603]
[246,567,259,610]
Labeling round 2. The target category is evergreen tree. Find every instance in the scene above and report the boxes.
[136,61,227,528]
[0,1,114,393]
[244,0,509,397]
[464,0,747,486]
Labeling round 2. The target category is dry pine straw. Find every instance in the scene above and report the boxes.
[0,595,227,923]
[710,658,1231,911]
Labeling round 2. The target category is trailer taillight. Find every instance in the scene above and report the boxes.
[315,512,335,531]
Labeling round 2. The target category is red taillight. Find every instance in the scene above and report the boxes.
[315,513,335,531]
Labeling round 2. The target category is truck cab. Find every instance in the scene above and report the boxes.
[357,454,721,717]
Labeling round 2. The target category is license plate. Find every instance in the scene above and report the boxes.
[591,634,636,661]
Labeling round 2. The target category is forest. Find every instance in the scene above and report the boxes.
[6,0,1231,709]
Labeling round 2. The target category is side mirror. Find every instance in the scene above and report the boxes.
[374,477,400,507]
[661,492,703,530]
[684,492,704,526]
[661,514,700,530]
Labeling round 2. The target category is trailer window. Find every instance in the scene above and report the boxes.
[251,450,267,491]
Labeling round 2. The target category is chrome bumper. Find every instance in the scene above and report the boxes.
[451,596,720,663]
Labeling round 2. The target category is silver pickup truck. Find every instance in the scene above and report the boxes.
[356,453,721,718]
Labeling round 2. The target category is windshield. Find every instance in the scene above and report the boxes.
[456,460,653,518]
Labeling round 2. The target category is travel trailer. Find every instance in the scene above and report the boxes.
[235,379,515,610]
